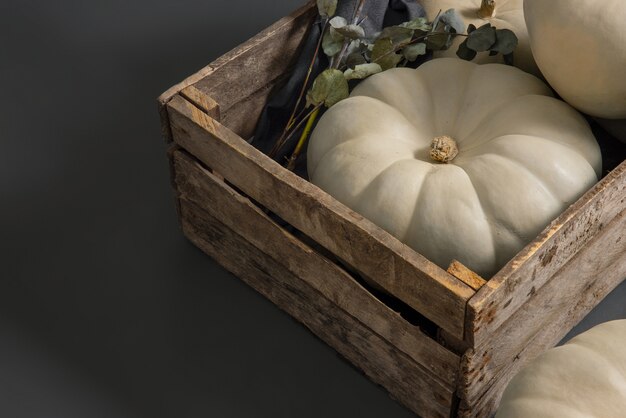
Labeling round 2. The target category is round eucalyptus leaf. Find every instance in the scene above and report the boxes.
[334,24,365,39]
[316,0,337,18]
[456,39,477,61]
[344,63,383,80]
[492,29,518,55]
[438,9,465,35]
[398,17,431,31]
[346,51,367,69]
[322,28,344,57]
[402,42,427,61]
[377,26,414,47]
[329,16,348,29]
[371,38,402,70]
[466,23,496,52]
[306,69,349,108]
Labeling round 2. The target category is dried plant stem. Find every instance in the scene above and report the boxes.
[286,0,368,171]
[331,0,367,68]
[286,106,321,171]
[279,103,322,163]
[269,18,328,158]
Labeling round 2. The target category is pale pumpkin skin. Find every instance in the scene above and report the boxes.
[307,59,601,277]
[496,320,626,418]
[525,0,626,119]
[421,0,539,76]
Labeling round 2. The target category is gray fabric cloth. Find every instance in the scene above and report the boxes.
[336,0,425,37]
[252,0,426,171]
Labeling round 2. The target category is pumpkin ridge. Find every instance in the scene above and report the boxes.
[451,74,553,149]
[346,94,433,147]
[479,151,561,209]
[456,153,559,247]
[353,158,431,241]
[403,164,437,248]
[308,94,431,178]
[567,341,626,382]
[450,63,479,142]
[308,136,362,179]
[351,68,437,135]
[417,59,476,137]
[457,93,594,156]
[454,167,500,270]
[404,164,498,275]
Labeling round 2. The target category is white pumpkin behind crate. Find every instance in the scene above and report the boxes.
[496,320,626,418]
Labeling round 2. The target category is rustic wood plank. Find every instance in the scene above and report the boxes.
[457,210,626,415]
[190,4,315,134]
[157,0,316,141]
[219,77,286,139]
[167,94,475,339]
[467,160,626,346]
[180,85,220,121]
[179,200,456,418]
[172,149,461,386]
[447,260,486,292]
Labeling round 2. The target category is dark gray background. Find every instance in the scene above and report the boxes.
[1,1,624,417]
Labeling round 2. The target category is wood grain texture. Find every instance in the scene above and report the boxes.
[167,94,475,340]
[179,199,456,418]
[447,261,486,292]
[172,149,461,386]
[467,160,626,346]
[457,210,626,417]
[219,76,288,139]
[157,0,315,141]
[190,3,315,138]
[180,85,220,121]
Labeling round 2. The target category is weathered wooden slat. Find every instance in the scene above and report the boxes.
[167,94,475,340]
[458,210,626,415]
[172,149,461,386]
[447,260,486,292]
[180,85,220,121]
[179,200,456,418]
[218,77,289,139]
[190,4,315,127]
[467,160,626,346]
[157,0,315,141]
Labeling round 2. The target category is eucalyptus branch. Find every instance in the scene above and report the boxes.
[331,0,367,68]
[267,2,518,172]
[369,32,468,67]
[286,0,367,171]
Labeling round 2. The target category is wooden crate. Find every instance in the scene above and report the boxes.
[158,2,626,417]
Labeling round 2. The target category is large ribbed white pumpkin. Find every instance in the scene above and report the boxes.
[307,58,601,277]
[421,0,539,76]
[524,0,626,118]
[496,320,626,418]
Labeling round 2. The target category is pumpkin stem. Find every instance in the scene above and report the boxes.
[430,136,459,163]
[478,0,496,18]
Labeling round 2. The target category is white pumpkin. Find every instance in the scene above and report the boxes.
[524,0,626,119]
[496,320,626,418]
[421,0,539,76]
[307,58,601,277]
